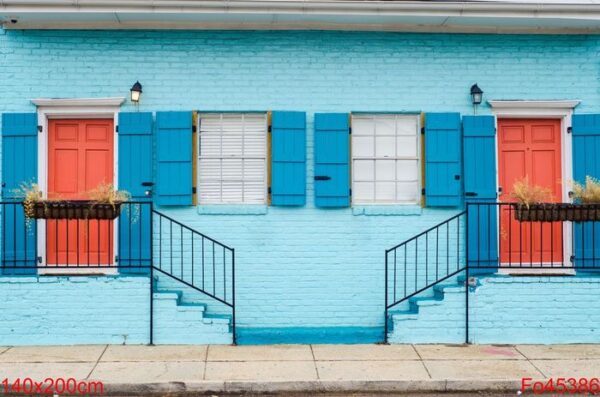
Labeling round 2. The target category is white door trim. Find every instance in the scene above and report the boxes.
[490,99,580,272]
[33,97,125,271]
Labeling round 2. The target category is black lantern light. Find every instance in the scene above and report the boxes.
[130,81,142,103]
[470,83,483,106]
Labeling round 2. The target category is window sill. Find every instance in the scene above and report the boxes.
[352,205,422,216]
[197,205,268,215]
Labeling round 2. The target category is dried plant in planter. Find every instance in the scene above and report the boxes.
[87,182,131,208]
[16,182,133,221]
[87,182,137,223]
[12,182,44,228]
[510,177,559,222]
[571,176,600,204]
[14,182,43,219]
[510,177,552,209]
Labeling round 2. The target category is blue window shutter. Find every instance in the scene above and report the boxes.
[1,113,38,274]
[463,116,496,200]
[155,111,193,206]
[425,113,462,207]
[118,112,153,199]
[314,113,350,208]
[572,114,600,269]
[118,112,153,269]
[271,111,306,206]
[463,115,498,273]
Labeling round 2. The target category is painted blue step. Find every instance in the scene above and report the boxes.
[388,276,467,342]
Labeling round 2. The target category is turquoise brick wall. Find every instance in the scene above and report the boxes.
[1,30,599,344]
[0,276,232,345]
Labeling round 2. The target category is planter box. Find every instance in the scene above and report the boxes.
[26,201,122,220]
[513,203,600,222]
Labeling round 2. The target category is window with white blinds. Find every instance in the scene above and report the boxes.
[351,114,420,204]
[198,113,267,204]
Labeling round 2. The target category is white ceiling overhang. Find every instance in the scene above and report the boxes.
[1,1,600,33]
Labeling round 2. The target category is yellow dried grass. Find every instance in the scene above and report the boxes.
[87,182,130,205]
[510,177,552,208]
[571,176,600,204]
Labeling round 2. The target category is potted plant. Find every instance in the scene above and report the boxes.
[511,176,600,222]
[19,182,131,221]
[511,177,556,222]
[569,176,600,221]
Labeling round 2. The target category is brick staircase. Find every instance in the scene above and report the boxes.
[153,287,233,344]
[387,276,467,344]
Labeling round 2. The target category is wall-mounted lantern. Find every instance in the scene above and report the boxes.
[470,83,483,113]
[130,81,143,103]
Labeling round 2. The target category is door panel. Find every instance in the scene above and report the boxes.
[498,119,563,266]
[47,119,114,266]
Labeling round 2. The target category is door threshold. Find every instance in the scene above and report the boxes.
[499,267,575,276]
[38,267,118,276]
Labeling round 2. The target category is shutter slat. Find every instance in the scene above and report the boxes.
[314,113,350,207]
[118,112,153,269]
[463,115,498,273]
[156,111,193,206]
[271,111,306,206]
[425,112,462,207]
[1,112,38,274]
[572,114,600,269]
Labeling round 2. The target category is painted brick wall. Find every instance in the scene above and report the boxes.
[1,30,599,343]
[0,276,232,345]
[0,276,149,345]
[389,274,600,344]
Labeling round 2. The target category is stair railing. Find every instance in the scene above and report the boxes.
[151,209,236,344]
[0,201,236,344]
[384,210,467,343]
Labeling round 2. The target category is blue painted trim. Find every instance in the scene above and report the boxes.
[237,326,383,345]
[197,205,268,215]
[352,205,422,216]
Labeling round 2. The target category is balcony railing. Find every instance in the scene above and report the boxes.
[0,200,236,344]
[0,201,152,271]
[467,202,600,270]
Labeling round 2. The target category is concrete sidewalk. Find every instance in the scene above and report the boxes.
[0,344,598,395]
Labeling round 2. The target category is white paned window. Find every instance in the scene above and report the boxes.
[352,114,420,204]
[198,113,267,204]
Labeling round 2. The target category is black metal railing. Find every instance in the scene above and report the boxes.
[0,201,152,271]
[0,200,236,344]
[385,201,600,343]
[151,209,236,344]
[468,202,600,270]
[384,210,467,342]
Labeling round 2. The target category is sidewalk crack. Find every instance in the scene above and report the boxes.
[412,344,432,379]
[203,345,209,380]
[0,347,13,355]
[514,346,547,378]
[86,345,108,380]
[309,345,320,380]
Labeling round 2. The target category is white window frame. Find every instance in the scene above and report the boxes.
[351,113,421,205]
[197,112,268,205]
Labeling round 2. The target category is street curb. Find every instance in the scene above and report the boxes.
[99,379,522,395]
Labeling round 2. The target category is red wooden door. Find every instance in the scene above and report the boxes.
[47,119,114,266]
[498,119,563,265]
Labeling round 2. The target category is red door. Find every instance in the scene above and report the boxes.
[498,119,563,265]
[47,119,114,266]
